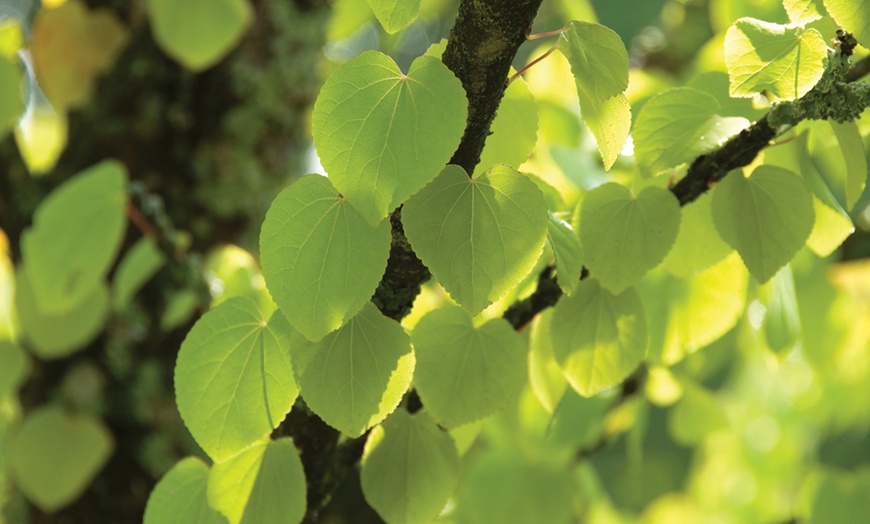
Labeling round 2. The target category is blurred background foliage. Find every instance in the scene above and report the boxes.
[1,0,869,522]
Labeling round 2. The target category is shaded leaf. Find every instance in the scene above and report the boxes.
[112,237,165,310]
[547,214,584,295]
[823,0,870,48]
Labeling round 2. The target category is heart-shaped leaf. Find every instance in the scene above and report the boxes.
[712,165,814,283]
[725,18,826,100]
[411,305,527,428]
[207,439,306,524]
[290,303,415,437]
[551,279,648,397]
[361,410,460,524]
[312,51,467,225]
[144,458,227,524]
[403,165,548,316]
[783,0,822,24]
[174,298,297,462]
[580,183,680,294]
[148,0,251,71]
[634,87,749,176]
[259,175,391,342]
[9,406,113,512]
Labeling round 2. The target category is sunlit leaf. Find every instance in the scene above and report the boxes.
[328,0,374,41]
[411,305,527,428]
[712,166,814,283]
[475,73,538,176]
[174,298,297,462]
[291,303,414,437]
[634,87,749,176]
[0,340,29,398]
[147,0,252,71]
[143,458,227,524]
[823,0,870,48]
[830,121,867,211]
[725,18,826,100]
[361,410,460,524]
[112,237,166,310]
[207,439,306,524]
[455,451,575,524]
[551,279,648,397]
[203,245,276,316]
[557,21,630,170]
[367,0,421,34]
[312,51,467,224]
[9,405,113,512]
[0,18,24,59]
[557,20,629,100]
[403,165,548,316]
[21,160,127,314]
[662,191,733,278]
[14,104,68,175]
[259,175,390,342]
[31,0,128,110]
[579,183,680,294]
[783,0,822,24]
[16,269,109,360]
[807,196,854,257]
[547,214,584,295]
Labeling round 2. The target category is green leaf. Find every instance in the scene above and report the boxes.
[634,87,749,176]
[579,183,680,294]
[361,410,460,524]
[547,214,584,295]
[557,21,631,170]
[147,0,252,71]
[328,0,374,41]
[823,0,870,47]
[9,405,113,512]
[551,279,648,397]
[830,121,868,211]
[16,268,109,360]
[455,451,575,524]
[21,160,127,315]
[367,0,421,34]
[403,165,548,316]
[207,439,306,524]
[410,305,527,428]
[557,20,629,101]
[0,340,29,398]
[764,264,801,353]
[808,196,854,257]
[259,175,391,342]
[144,458,228,524]
[528,309,568,414]
[0,55,23,139]
[312,51,467,224]
[174,298,297,462]
[475,73,538,176]
[724,18,826,100]
[712,166,815,283]
[783,0,823,24]
[112,237,166,310]
[659,252,748,365]
[159,289,200,331]
[662,191,733,278]
[291,303,414,437]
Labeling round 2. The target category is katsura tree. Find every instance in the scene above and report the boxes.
[2,0,870,523]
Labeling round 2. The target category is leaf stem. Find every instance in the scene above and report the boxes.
[507,44,557,85]
[525,26,567,40]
